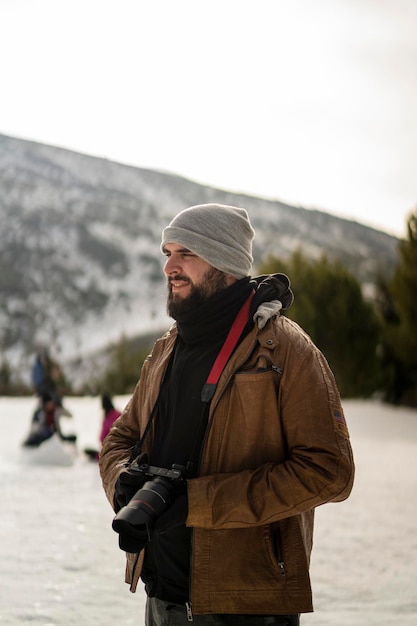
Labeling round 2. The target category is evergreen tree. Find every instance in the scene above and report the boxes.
[260,250,382,397]
[100,334,148,395]
[377,210,417,405]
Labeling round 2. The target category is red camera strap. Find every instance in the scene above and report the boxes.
[129,289,255,462]
[201,289,255,402]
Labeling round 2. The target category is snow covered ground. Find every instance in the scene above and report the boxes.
[0,396,416,625]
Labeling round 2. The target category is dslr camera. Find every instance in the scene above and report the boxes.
[112,459,186,552]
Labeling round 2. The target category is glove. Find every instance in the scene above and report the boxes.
[250,274,294,312]
[114,515,152,554]
[114,454,149,511]
[114,496,188,554]
[113,480,187,553]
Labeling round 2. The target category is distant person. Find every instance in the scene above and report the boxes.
[84,394,122,461]
[100,394,122,445]
[31,348,64,402]
[99,203,355,625]
[23,391,75,447]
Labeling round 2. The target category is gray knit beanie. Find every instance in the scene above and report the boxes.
[161,204,255,279]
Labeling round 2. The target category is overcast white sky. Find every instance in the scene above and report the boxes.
[1,0,416,237]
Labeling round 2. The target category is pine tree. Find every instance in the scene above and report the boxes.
[260,250,382,397]
[379,210,417,405]
[100,334,148,395]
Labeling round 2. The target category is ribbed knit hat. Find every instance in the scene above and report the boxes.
[161,204,255,279]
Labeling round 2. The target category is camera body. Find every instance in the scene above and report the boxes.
[112,460,186,552]
[129,460,186,482]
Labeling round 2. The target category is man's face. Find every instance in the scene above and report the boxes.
[163,243,235,318]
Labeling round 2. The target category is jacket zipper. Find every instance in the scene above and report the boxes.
[185,601,193,621]
[186,336,269,615]
[187,529,194,621]
[274,523,286,577]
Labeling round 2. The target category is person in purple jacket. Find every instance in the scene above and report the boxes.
[100,394,122,445]
[85,394,121,460]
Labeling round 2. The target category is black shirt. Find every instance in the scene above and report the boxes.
[141,278,253,603]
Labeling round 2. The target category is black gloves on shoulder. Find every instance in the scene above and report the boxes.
[250,273,294,312]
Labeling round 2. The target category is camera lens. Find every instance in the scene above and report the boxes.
[112,477,173,535]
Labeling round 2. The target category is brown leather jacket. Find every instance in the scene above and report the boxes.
[99,315,354,615]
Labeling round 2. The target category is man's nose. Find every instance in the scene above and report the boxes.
[164,255,180,275]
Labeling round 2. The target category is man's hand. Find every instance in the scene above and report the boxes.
[114,466,148,511]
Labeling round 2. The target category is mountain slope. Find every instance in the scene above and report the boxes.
[0,133,398,377]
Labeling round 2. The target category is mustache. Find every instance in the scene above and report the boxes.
[168,275,190,286]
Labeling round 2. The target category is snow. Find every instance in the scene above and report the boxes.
[0,397,416,625]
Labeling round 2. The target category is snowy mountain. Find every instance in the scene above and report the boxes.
[0,133,398,378]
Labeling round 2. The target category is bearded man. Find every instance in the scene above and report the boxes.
[99,204,354,626]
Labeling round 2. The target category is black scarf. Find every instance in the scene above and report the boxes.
[151,277,254,473]
[174,277,253,345]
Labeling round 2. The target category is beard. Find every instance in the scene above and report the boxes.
[167,267,229,319]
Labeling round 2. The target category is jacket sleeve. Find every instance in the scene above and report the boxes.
[98,331,176,510]
[98,388,142,511]
[187,328,355,529]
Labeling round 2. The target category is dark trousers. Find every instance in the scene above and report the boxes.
[145,597,300,625]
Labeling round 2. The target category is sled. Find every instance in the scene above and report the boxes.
[20,432,78,467]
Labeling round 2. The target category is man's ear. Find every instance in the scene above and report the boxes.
[225,274,237,286]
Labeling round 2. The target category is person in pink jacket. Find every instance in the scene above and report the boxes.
[85,394,121,460]
[100,394,122,445]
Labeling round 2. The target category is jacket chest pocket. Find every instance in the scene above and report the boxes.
[208,369,286,472]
